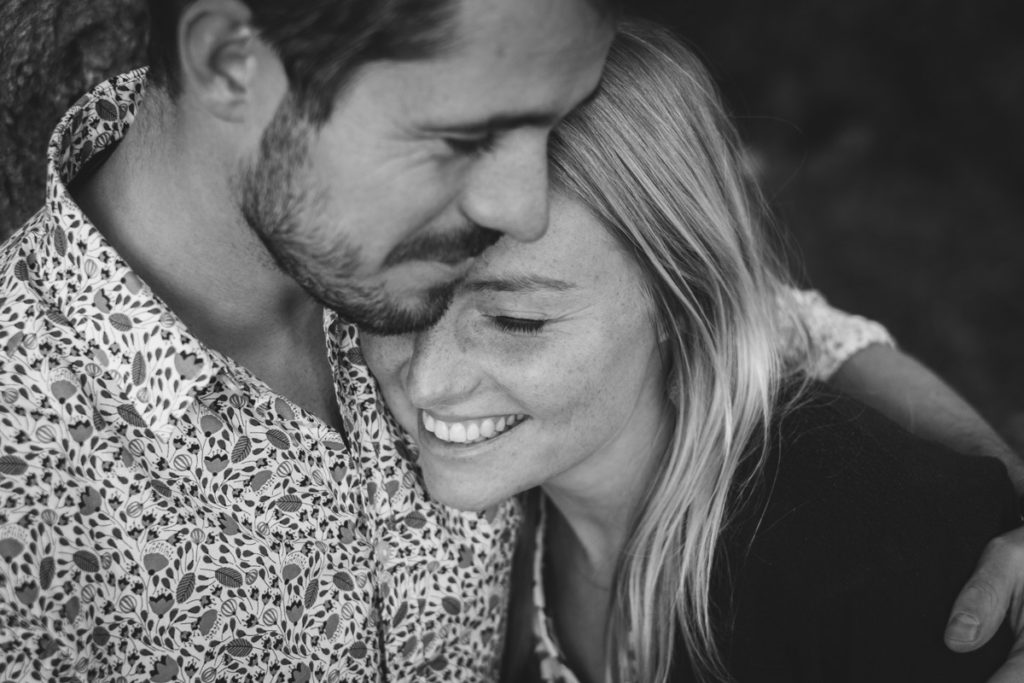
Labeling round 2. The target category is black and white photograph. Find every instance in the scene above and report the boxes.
[1,1,1021,681]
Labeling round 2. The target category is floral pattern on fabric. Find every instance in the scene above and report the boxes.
[0,69,517,683]
[778,287,895,380]
[0,69,892,683]
[531,500,581,683]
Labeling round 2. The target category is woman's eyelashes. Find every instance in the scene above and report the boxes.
[445,132,497,156]
[490,315,547,335]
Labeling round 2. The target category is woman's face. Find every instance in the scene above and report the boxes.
[361,195,669,511]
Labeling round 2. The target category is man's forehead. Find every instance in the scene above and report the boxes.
[397,0,612,125]
[456,0,598,25]
[450,0,613,57]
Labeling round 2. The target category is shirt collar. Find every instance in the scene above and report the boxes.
[325,310,380,433]
[36,68,222,435]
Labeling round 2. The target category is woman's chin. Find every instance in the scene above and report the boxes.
[421,467,512,513]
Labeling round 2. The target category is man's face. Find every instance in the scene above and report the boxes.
[236,0,613,334]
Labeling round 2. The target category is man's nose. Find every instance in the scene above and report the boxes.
[461,131,550,243]
[403,322,481,411]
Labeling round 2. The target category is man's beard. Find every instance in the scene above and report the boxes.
[235,96,497,335]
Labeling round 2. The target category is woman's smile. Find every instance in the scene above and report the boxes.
[421,410,529,445]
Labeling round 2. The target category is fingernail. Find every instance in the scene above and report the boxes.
[946,613,980,643]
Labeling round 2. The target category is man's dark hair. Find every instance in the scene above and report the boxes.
[147,0,462,124]
[147,0,619,126]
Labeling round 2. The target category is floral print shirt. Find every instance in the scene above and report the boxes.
[531,500,581,683]
[0,70,893,683]
[0,70,516,683]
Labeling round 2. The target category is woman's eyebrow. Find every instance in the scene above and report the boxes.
[460,274,576,293]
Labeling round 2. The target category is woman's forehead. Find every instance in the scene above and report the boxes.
[466,195,635,292]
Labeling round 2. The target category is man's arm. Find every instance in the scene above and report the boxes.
[785,287,1024,680]
[829,344,1024,493]
[783,286,1023,490]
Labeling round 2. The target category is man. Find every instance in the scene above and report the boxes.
[0,1,1020,681]
[0,1,613,680]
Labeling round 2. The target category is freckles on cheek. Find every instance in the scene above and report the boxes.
[497,334,549,359]
[542,356,605,419]
[362,335,413,379]
[390,381,419,434]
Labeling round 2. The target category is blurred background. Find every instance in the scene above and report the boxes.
[1,0,1021,448]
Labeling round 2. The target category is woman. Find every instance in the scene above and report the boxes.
[360,20,1016,682]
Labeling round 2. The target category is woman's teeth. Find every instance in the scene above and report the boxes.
[422,412,525,445]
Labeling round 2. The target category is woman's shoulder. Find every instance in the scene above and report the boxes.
[737,384,1016,578]
[711,384,1016,681]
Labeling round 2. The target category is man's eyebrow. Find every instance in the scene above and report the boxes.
[461,274,576,293]
[420,111,561,135]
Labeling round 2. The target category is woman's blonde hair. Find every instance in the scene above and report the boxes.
[549,19,795,682]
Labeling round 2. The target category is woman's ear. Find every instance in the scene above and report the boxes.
[652,312,682,403]
[653,307,675,345]
[656,320,670,345]
[176,0,262,122]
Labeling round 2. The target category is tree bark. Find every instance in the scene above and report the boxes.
[0,0,147,239]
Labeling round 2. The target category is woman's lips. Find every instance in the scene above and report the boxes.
[421,410,527,445]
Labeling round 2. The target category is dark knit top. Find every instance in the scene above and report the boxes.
[683,388,1016,681]
[502,388,1017,682]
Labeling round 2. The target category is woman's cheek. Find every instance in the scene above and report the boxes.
[359,338,419,435]
[525,348,602,411]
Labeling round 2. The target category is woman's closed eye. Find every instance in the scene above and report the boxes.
[490,315,547,335]
[445,132,497,155]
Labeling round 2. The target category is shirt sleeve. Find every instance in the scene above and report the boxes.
[777,286,895,381]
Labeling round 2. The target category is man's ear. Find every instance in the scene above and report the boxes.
[177,0,261,122]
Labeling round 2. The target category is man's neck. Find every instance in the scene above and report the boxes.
[71,92,340,429]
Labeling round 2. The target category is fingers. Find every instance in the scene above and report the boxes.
[946,529,1024,653]
[985,643,1024,683]
[946,574,1007,652]
[987,660,1024,683]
